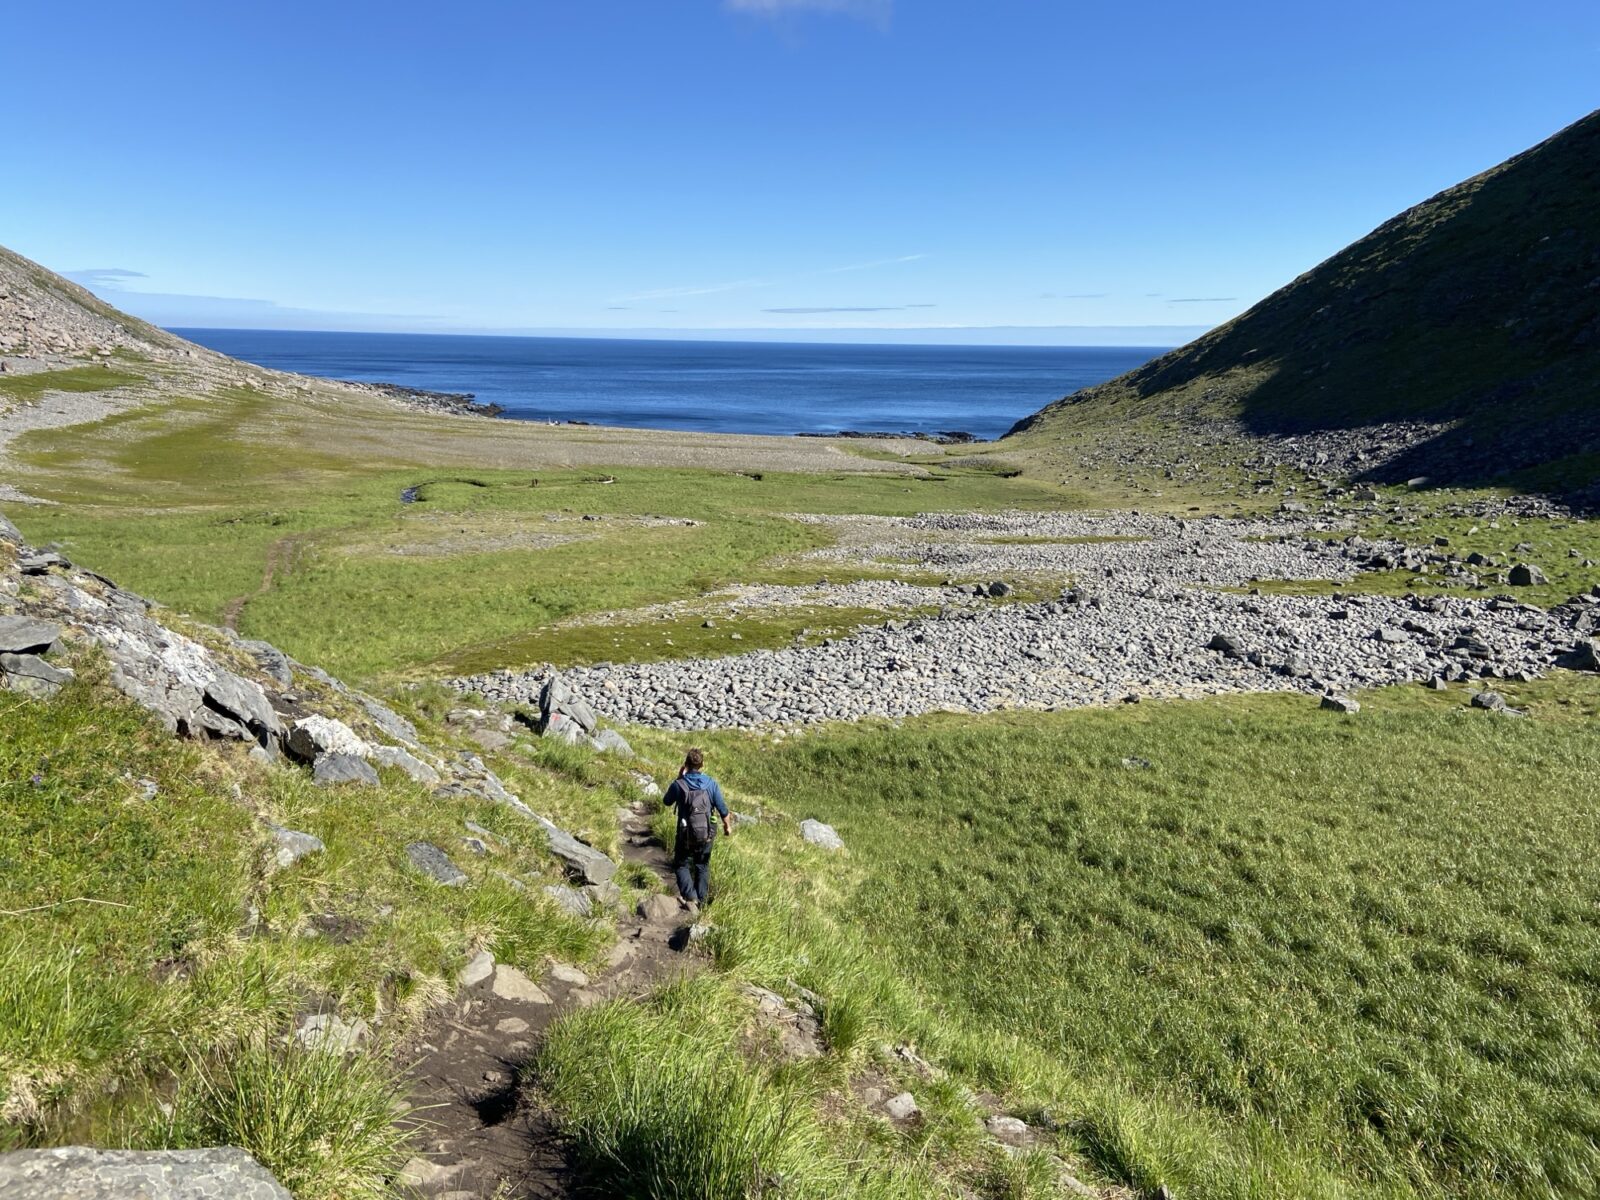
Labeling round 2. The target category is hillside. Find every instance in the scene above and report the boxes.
[0,245,206,360]
[1007,109,1600,496]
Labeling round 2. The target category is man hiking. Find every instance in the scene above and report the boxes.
[662,747,732,915]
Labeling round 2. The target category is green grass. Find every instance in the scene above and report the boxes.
[683,678,1600,1199]
[0,657,606,1148]
[0,365,141,403]
[12,397,1076,679]
[146,1038,412,1200]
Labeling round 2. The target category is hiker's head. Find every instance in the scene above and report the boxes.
[684,747,705,773]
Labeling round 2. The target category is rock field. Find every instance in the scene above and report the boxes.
[457,510,1600,730]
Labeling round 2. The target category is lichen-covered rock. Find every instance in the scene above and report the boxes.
[537,816,617,885]
[286,715,371,763]
[0,616,61,654]
[0,1146,292,1199]
[0,652,73,697]
[370,744,441,785]
[266,823,324,869]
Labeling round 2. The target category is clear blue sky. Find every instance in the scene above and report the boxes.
[5,0,1596,343]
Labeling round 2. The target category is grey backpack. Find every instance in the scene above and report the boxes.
[681,784,717,849]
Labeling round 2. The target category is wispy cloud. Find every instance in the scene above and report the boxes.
[64,268,148,288]
[1168,296,1237,303]
[763,304,934,313]
[1039,291,1108,299]
[817,253,925,275]
[725,0,892,23]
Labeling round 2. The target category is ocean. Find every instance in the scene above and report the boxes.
[171,329,1163,441]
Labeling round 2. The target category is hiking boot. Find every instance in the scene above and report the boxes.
[685,900,701,918]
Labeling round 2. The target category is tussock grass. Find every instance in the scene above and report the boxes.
[148,1038,412,1200]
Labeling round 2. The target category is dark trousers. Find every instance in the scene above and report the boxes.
[673,836,713,903]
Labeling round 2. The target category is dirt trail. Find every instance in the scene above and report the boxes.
[221,533,307,631]
[397,799,697,1199]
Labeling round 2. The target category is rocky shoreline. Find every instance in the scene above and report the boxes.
[335,378,505,418]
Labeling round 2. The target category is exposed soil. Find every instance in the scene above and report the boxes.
[222,533,309,631]
[396,800,699,1199]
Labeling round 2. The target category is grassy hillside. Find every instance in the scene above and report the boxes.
[697,677,1600,1199]
[1008,110,1600,496]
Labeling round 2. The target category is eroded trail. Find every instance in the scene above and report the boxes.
[397,799,696,1199]
[221,532,309,632]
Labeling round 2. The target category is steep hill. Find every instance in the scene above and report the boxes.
[0,244,205,360]
[1008,109,1600,495]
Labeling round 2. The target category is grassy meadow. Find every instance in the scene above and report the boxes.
[667,678,1600,1199]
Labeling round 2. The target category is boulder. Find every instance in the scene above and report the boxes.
[237,638,293,688]
[800,818,845,851]
[0,616,62,655]
[1320,694,1360,714]
[1555,640,1600,673]
[537,816,617,885]
[0,512,21,545]
[1508,563,1548,587]
[637,893,681,922]
[1470,691,1508,712]
[592,728,634,757]
[360,694,419,747]
[406,842,468,886]
[265,824,324,869]
[539,672,598,735]
[1207,633,1246,659]
[542,709,587,745]
[0,1146,291,1200]
[313,753,379,788]
[286,715,371,763]
[0,653,73,697]
[987,580,1012,598]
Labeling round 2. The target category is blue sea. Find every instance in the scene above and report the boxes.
[171,329,1162,441]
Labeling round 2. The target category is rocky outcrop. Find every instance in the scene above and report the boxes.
[0,508,615,889]
[0,1146,291,1200]
[0,245,201,360]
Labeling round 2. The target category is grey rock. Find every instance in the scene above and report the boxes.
[592,727,634,757]
[18,551,67,574]
[286,715,370,763]
[584,879,623,909]
[360,694,419,746]
[202,672,280,742]
[800,818,844,851]
[540,672,599,734]
[0,615,62,655]
[491,965,553,1004]
[266,824,324,869]
[543,710,587,745]
[1556,640,1600,673]
[537,816,618,884]
[1470,691,1508,712]
[295,1012,368,1053]
[987,580,1012,597]
[0,1146,291,1200]
[458,949,495,987]
[312,753,379,787]
[0,511,21,545]
[884,1091,920,1121]
[1320,694,1360,714]
[406,841,468,886]
[543,883,594,917]
[370,744,440,785]
[1508,563,1548,586]
[238,638,293,688]
[1,652,73,697]
[986,1115,1031,1145]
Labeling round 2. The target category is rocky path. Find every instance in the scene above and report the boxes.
[396,798,697,1200]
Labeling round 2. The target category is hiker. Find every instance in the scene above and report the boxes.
[662,747,732,915]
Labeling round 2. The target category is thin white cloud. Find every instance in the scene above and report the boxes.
[815,253,924,275]
[726,0,891,21]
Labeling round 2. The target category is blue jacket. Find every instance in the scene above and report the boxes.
[664,771,728,819]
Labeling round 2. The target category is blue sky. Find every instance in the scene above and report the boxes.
[4,0,1596,343]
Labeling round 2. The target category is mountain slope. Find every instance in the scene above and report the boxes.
[0,244,205,360]
[1008,109,1600,493]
